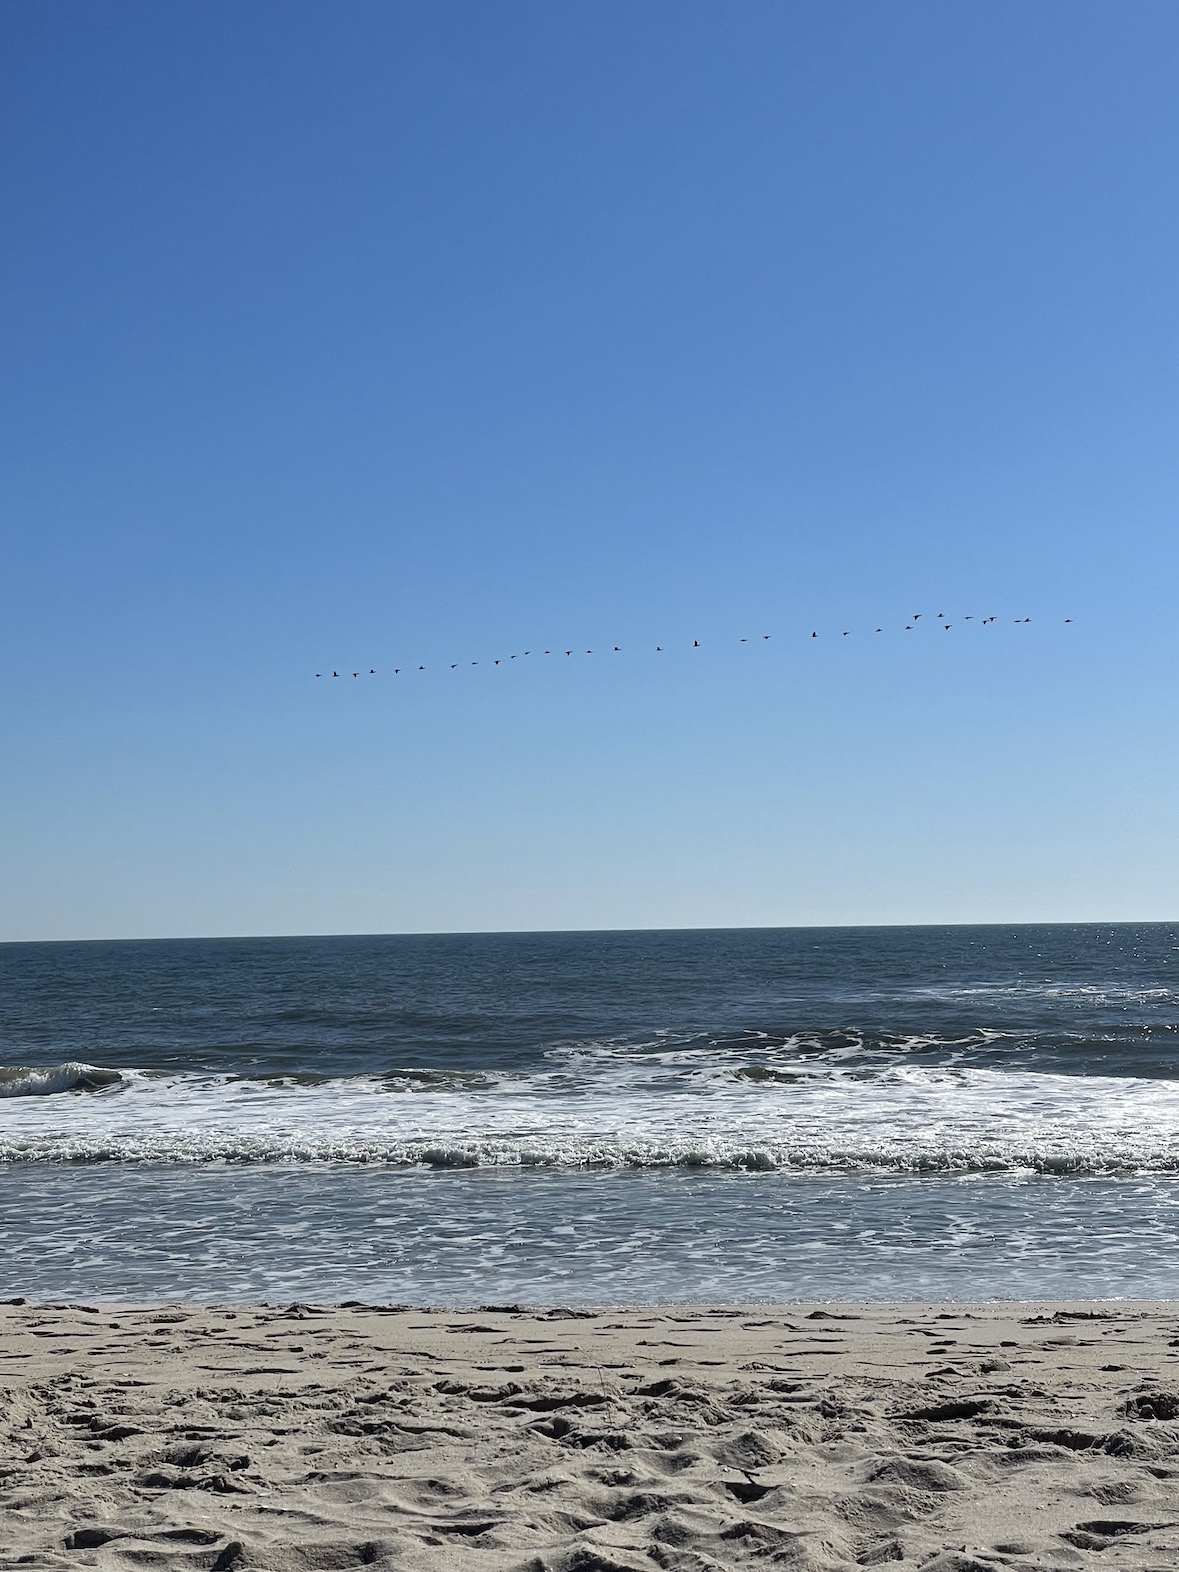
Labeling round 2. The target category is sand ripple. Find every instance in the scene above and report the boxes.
[1,1300,1178,1569]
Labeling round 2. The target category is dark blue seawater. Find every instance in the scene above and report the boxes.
[2,925,1178,1303]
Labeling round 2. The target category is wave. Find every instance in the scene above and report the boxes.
[223,1068,511,1091]
[0,1130,1176,1173]
[0,1062,124,1098]
[2,1060,1179,1173]
[0,1062,519,1099]
[5,1017,1177,1098]
[875,982,1179,1006]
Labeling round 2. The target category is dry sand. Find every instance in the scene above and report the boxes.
[2,1299,1179,1571]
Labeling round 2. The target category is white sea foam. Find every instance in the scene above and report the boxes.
[1,1059,1178,1172]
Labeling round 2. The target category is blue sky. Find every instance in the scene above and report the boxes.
[2,0,1178,940]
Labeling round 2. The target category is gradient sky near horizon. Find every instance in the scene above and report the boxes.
[3,0,1178,942]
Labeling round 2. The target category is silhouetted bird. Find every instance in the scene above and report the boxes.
[875,628,882,633]
[656,646,663,652]
[763,634,770,639]
[451,664,458,669]
[352,672,358,678]
[332,671,338,677]
[613,646,621,652]
[370,669,375,674]
[842,631,849,636]
[418,665,424,671]
[811,631,817,638]
[1064,618,1072,623]
[693,640,699,647]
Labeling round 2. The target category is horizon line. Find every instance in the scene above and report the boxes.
[2,916,1176,946]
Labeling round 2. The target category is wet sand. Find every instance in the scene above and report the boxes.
[2,1299,1179,1570]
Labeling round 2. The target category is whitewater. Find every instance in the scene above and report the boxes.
[2,1051,1179,1173]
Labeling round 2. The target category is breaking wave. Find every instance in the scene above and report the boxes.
[1,1136,1177,1175]
[0,1062,124,1098]
[1,1056,1178,1174]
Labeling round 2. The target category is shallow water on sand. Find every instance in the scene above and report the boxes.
[4,1166,1179,1305]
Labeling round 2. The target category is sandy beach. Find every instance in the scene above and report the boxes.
[1,1300,1177,1571]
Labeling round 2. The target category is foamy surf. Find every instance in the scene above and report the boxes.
[1,1060,1178,1172]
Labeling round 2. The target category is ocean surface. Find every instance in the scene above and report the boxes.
[2,925,1178,1304]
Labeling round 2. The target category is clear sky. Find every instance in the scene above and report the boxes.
[2,0,1178,941]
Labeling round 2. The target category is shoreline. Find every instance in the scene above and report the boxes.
[3,1299,1179,1570]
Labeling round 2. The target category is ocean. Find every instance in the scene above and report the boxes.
[2,924,1178,1305]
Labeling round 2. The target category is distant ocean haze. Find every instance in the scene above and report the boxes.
[1,925,1178,1303]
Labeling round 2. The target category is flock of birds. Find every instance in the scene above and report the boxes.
[315,613,1071,679]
